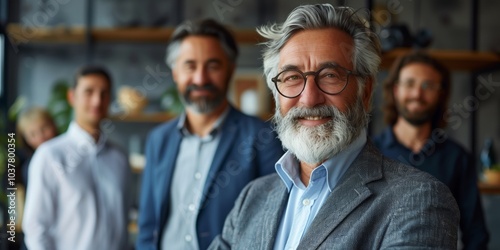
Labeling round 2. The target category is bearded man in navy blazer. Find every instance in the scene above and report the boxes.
[136,19,284,250]
[209,4,460,249]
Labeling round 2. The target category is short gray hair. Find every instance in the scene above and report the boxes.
[166,19,239,69]
[257,4,381,107]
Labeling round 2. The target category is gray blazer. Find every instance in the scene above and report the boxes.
[209,142,459,250]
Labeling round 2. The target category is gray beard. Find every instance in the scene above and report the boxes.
[181,84,225,114]
[273,99,368,165]
[183,96,224,114]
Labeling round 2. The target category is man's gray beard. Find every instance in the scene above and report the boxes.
[183,96,224,114]
[273,99,368,165]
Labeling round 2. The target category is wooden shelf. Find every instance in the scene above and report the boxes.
[109,112,175,123]
[7,24,264,44]
[478,182,500,195]
[7,25,86,44]
[8,24,500,70]
[93,27,174,43]
[380,48,500,71]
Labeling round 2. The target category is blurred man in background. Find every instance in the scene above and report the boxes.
[136,19,283,250]
[23,66,131,250]
[374,51,489,249]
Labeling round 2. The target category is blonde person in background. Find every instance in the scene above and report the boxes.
[16,107,58,250]
[17,107,58,188]
[23,65,132,250]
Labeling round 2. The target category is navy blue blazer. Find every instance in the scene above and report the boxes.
[136,106,284,250]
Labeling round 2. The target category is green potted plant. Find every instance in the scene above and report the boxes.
[161,85,184,115]
[47,80,73,133]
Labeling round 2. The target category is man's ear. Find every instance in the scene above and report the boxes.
[362,77,374,111]
[67,88,75,108]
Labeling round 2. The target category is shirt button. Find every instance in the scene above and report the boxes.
[302,199,311,206]
[185,235,192,242]
[194,172,202,180]
[188,204,196,211]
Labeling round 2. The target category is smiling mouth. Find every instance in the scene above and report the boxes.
[299,116,331,120]
[406,100,426,105]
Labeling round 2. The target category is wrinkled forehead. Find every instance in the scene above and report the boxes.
[278,28,355,71]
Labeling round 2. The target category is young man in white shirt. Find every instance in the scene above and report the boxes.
[23,66,131,250]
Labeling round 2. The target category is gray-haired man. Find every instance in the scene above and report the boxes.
[209,4,459,249]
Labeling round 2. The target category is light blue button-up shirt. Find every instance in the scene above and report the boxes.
[273,129,367,250]
[161,107,230,250]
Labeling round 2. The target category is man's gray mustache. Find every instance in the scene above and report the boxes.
[285,106,337,119]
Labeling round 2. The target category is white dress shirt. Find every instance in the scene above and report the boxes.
[22,122,131,250]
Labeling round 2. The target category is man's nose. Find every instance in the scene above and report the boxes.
[408,84,425,98]
[299,76,325,107]
[91,92,106,107]
[192,68,209,85]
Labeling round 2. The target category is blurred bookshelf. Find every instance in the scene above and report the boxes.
[7,24,500,71]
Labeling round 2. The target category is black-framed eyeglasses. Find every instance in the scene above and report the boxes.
[271,64,359,98]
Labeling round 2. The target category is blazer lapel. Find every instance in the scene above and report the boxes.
[199,107,239,207]
[261,184,289,250]
[157,128,183,228]
[297,142,384,249]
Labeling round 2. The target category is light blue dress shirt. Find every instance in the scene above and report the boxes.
[273,129,367,250]
[161,107,230,250]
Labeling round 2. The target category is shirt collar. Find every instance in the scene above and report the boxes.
[67,121,107,151]
[275,129,367,192]
[176,106,231,137]
[275,151,302,191]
